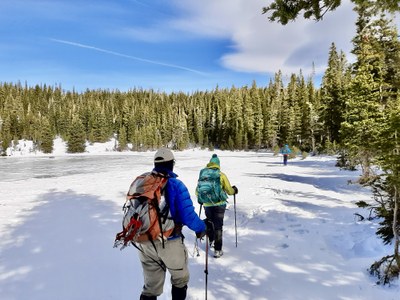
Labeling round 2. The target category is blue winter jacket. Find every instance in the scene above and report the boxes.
[281,144,291,155]
[153,167,206,234]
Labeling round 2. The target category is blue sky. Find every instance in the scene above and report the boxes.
[0,0,388,93]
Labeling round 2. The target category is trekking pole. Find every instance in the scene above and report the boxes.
[234,194,237,248]
[193,205,203,257]
[205,234,209,300]
[193,238,200,257]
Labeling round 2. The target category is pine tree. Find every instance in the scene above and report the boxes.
[320,43,349,145]
[117,126,128,151]
[91,110,109,143]
[243,85,255,148]
[250,81,264,149]
[307,81,321,155]
[286,74,302,145]
[39,117,54,154]
[348,3,400,284]
[1,115,12,155]
[366,100,400,284]
[275,72,290,146]
[264,73,283,148]
[341,1,385,180]
[67,117,86,153]
[227,87,244,149]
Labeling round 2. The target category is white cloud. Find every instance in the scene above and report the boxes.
[170,0,357,76]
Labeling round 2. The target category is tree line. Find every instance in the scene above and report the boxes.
[0,72,327,155]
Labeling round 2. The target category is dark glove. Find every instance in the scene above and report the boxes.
[232,185,238,194]
[196,231,206,239]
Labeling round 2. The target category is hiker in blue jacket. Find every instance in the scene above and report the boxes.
[139,148,206,300]
[280,144,291,166]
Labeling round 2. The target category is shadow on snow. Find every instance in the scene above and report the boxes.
[0,190,141,300]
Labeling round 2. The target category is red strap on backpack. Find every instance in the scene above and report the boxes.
[115,217,143,248]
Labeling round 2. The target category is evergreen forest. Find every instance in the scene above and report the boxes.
[0,71,324,155]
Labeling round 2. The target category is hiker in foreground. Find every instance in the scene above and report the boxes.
[196,154,238,258]
[120,148,207,300]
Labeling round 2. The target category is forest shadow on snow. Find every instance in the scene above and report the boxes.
[187,202,375,300]
[0,190,139,300]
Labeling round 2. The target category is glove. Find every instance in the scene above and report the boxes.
[196,231,206,239]
[232,185,238,194]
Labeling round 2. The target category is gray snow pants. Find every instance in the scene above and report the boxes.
[138,237,189,297]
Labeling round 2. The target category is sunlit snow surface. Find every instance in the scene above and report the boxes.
[0,139,399,299]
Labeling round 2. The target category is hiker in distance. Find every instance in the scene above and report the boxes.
[280,144,291,166]
[196,154,238,258]
[139,148,207,300]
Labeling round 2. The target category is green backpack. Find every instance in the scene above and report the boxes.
[196,168,227,204]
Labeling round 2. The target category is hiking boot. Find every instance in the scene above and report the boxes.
[172,285,187,300]
[214,250,223,258]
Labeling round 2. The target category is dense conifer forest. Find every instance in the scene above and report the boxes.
[0,72,325,154]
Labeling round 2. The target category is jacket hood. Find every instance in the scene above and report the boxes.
[206,161,220,169]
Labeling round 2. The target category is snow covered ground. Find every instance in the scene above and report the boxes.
[0,139,399,300]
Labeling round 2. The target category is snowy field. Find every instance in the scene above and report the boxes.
[0,139,399,300]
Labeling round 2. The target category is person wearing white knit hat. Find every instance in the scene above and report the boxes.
[137,147,207,300]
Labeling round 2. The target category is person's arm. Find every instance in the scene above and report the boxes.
[220,172,236,195]
[170,179,206,233]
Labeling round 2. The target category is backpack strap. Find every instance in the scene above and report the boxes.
[131,241,167,271]
[148,173,171,248]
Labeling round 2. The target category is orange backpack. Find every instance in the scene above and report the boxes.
[114,172,175,250]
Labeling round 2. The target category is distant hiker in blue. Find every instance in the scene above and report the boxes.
[196,154,238,258]
[280,144,291,166]
[139,148,206,300]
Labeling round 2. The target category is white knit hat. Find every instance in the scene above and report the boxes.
[154,148,174,163]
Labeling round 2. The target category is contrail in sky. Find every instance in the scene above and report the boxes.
[51,38,207,76]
